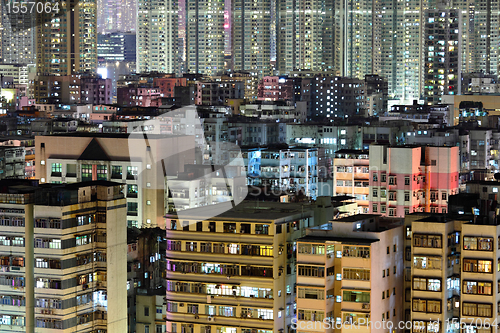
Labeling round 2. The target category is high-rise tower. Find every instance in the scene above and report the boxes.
[97,0,136,33]
[185,0,225,75]
[423,7,461,104]
[276,0,335,74]
[1,12,36,64]
[36,0,98,75]
[136,0,178,74]
[232,0,272,77]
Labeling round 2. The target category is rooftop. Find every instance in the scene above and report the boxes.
[165,200,313,222]
[334,214,381,223]
[414,213,472,224]
[37,132,187,139]
[297,235,378,245]
[466,180,500,186]
[334,149,369,155]
[331,195,356,202]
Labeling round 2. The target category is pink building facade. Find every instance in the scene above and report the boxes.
[117,87,162,107]
[153,77,188,98]
[257,76,294,101]
[368,145,459,217]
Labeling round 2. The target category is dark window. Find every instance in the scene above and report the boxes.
[144,306,149,317]
[240,223,250,234]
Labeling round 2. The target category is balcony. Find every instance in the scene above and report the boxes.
[341,301,370,312]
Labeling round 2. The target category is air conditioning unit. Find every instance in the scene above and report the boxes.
[362,303,370,309]
[208,316,215,322]
[179,303,185,307]
[194,315,199,319]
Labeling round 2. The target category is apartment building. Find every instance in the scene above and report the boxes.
[312,77,367,119]
[165,200,332,333]
[166,164,247,213]
[228,120,287,146]
[468,129,493,171]
[117,86,162,107]
[285,123,412,156]
[423,8,461,104]
[405,213,500,333]
[136,0,178,74]
[404,127,500,178]
[231,0,272,77]
[0,180,127,332]
[295,214,404,333]
[241,146,318,199]
[35,134,195,228]
[369,145,460,217]
[405,128,461,147]
[240,101,307,123]
[257,77,295,101]
[333,150,370,214]
[0,146,26,180]
[35,75,112,105]
[465,180,500,202]
[185,0,225,76]
[126,227,166,333]
[195,81,244,106]
[197,108,231,165]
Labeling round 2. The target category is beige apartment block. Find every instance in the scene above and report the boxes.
[333,149,370,214]
[0,180,127,332]
[35,134,195,228]
[295,214,405,333]
[405,213,500,333]
[165,200,334,333]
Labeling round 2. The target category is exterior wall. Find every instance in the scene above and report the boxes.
[369,145,459,217]
[410,219,456,330]
[231,0,272,77]
[239,103,306,123]
[298,216,405,333]
[153,78,188,98]
[423,9,461,104]
[136,0,178,74]
[285,124,364,157]
[241,147,318,199]
[0,183,127,332]
[442,95,500,125]
[333,151,370,213]
[135,295,166,333]
[257,77,294,101]
[406,215,500,333]
[165,204,316,333]
[312,77,367,119]
[185,0,225,76]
